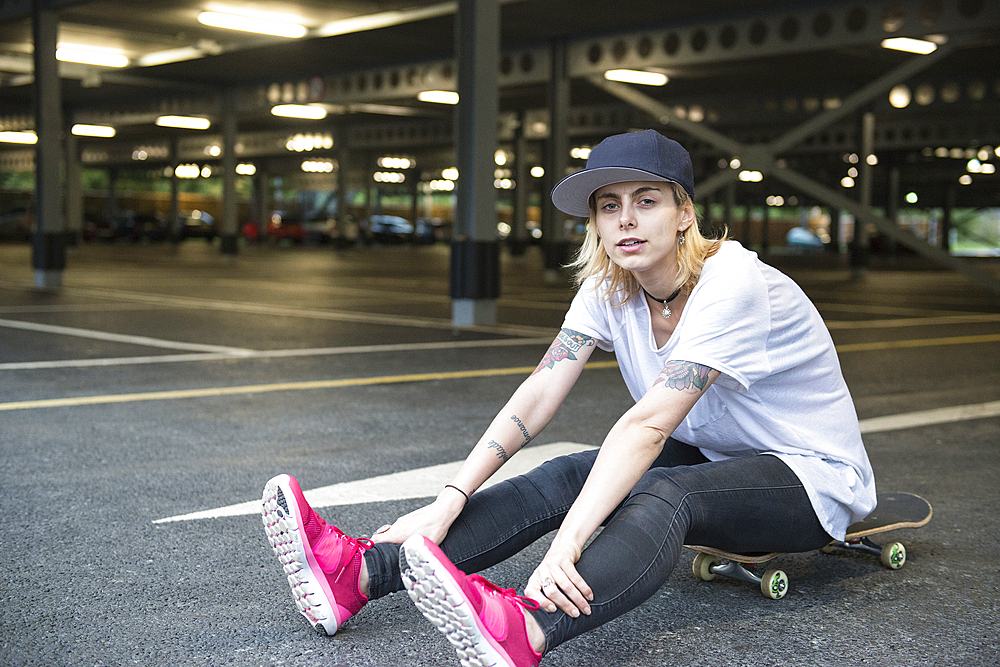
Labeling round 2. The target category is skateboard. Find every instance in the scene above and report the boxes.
[686,492,932,600]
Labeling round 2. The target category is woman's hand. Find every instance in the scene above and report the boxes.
[525,538,594,617]
[369,488,467,545]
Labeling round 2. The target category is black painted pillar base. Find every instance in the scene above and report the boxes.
[32,233,66,288]
[450,239,500,326]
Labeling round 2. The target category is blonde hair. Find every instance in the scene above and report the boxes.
[567,182,726,304]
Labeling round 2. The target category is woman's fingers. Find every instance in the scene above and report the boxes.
[528,564,593,617]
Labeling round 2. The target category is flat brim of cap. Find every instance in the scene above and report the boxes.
[551,166,671,217]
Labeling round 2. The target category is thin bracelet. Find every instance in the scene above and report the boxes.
[444,484,470,503]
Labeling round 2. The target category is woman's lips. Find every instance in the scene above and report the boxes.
[616,238,646,252]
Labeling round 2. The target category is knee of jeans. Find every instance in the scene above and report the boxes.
[622,478,691,527]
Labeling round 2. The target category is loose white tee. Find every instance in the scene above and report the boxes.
[562,241,876,540]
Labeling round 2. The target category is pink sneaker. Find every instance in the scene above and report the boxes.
[261,474,372,635]
[401,535,543,667]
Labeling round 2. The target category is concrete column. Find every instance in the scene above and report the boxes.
[723,181,735,238]
[64,127,83,246]
[31,3,65,288]
[851,111,875,276]
[886,164,901,257]
[541,39,570,279]
[219,89,239,255]
[760,203,770,255]
[336,127,349,236]
[510,117,529,257]
[450,0,501,326]
[941,184,955,253]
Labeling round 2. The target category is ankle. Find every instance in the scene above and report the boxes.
[523,610,546,656]
[359,555,370,598]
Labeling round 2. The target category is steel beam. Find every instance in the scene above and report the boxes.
[591,50,1000,296]
[773,166,1000,295]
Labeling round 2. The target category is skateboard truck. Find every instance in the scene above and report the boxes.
[821,536,907,569]
[691,552,789,599]
[687,492,931,599]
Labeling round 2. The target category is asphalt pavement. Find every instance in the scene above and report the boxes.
[1,240,998,666]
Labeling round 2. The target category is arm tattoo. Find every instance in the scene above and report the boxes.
[487,440,510,462]
[652,361,713,394]
[532,328,596,376]
[510,414,532,443]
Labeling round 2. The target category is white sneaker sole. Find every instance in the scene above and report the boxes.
[400,536,515,667]
[262,475,340,635]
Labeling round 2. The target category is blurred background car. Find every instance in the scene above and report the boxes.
[265,210,304,243]
[0,202,32,242]
[368,214,413,243]
[178,210,217,240]
[786,226,827,252]
[116,210,170,242]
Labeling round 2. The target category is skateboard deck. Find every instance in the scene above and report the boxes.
[686,492,932,599]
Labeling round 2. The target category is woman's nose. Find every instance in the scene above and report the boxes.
[618,206,636,228]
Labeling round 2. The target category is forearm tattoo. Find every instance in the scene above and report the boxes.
[486,440,509,462]
[532,328,596,376]
[652,361,713,393]
[510,414,531,443]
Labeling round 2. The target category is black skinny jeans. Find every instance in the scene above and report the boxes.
[364,438,831,653]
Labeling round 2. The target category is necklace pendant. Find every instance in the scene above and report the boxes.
[662,305,671,318]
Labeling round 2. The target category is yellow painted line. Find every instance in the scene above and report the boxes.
[0,361,621,412]
[835,333,1000,353]
[4,331,999,412]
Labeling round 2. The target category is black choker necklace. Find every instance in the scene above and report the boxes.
[642,286,683,319]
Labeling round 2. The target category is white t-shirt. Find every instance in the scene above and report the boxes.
[562,241,876,540]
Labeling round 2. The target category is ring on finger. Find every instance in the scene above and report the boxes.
[540,577,554,589]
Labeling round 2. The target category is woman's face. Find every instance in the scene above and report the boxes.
[592,180,693,277]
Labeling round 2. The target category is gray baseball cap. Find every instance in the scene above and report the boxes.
[550,129,694,217]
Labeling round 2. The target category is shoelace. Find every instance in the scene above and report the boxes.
[323,524,374,552]
[469,574,541,611]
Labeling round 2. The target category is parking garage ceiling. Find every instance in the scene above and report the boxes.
[1,0,999,207]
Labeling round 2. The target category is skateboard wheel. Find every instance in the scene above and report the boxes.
[760,569,788,599]
[820,544,838,554]
[692,553,720,581]
[881,541,906,569]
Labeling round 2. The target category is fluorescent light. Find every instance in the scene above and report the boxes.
[71,124,116,138]
[56,46,129,68]
[0,131,37,144]
[198,11,307,38]
[417,90,459,105]
[348,103,422,116]
[604,69,668,86]
[317,4,455,37]
[155,115,211,130]
[138,47,204,67]
[271,104,328,120]
[881,37,937,54]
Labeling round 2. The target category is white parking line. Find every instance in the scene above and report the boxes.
[153,400,1000,524]
[153,441,596,524]
[0,336,554,370]
[858,400,1000,434]
[0,318,255,355]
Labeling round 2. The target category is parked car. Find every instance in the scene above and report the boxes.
[83,213,115,242]
[265,211,305,243]
[114,210,170,242]
[178,210,216,240]
[786,226,827,252]
[368,214,413,243]
[0,203,32,241]
[414,217,446,244]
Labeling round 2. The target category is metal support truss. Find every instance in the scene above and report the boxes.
[591,43,1000,297]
